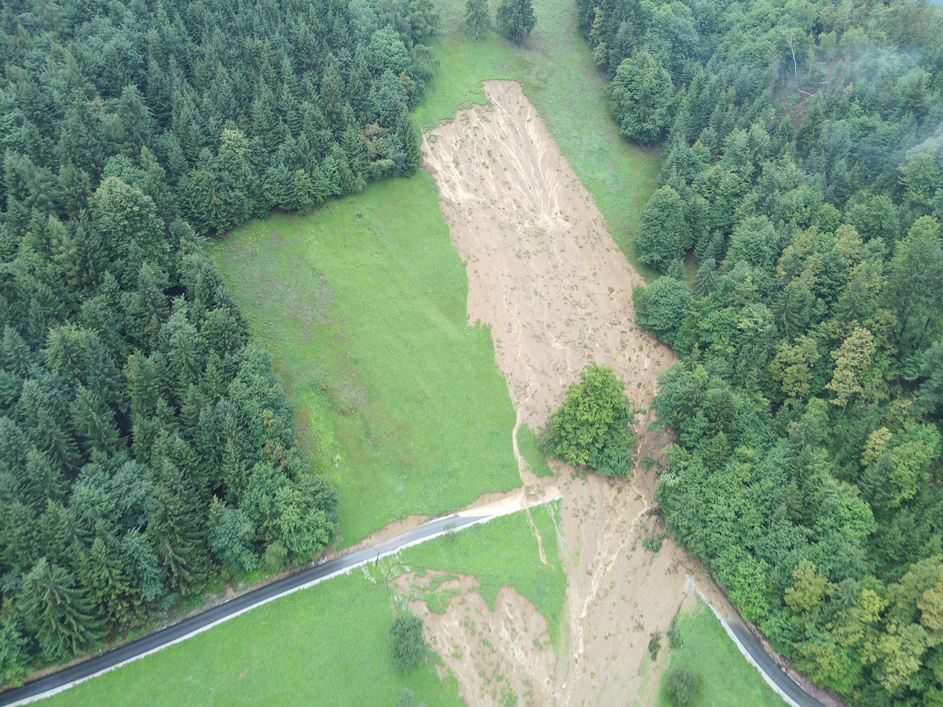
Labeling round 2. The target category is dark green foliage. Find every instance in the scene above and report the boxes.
[390,611,426,673]
[20,558,103,659]
[664,666,702,707]
[648,631,662,661]
[465,0,490,41]
[667,622,683,649]
[635,186,688,271]
[608,52,674,146]
[587,0,943,702]
[633,277,691,347]
[0,0,354,674]
[545,363,637,477]
[496,0,536,46]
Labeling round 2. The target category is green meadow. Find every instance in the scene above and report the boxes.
[657,601,789,707]
[210,174,519,548]
[41,508,562,707]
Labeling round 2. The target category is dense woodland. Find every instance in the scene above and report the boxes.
[576,0,943,704]
[0,0,438,684]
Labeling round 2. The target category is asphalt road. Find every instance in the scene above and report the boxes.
[722,609,826,707]
[2,500,828,707]
[0,510,492,707]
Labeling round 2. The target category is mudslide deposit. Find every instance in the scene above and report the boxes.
[420,80,704,705]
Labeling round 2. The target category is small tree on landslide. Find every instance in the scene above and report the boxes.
[545,363,638,477]
[465,0,490,41]
[496,0,535,46]
[390,611,426,673]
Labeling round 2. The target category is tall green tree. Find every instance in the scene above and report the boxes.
[20,558,103,659]
[496,0,536,46]
[465,0,491,41]
[607,52,674,146]
[546,363,638,476]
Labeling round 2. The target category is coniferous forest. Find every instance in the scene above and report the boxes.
[579,0,943,704]
[0,0,437,684]
[1,0,942,705]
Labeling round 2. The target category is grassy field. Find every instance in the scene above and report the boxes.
[397,501,566,648]
[40,508,563,707]
[657,601,789,707]
[42,570,462,707]
[416,0,663,279]
[210,174,520,548]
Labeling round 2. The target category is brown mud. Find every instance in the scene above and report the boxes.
[419,79,718,705]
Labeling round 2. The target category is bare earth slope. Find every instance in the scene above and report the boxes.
[421,80,701,705]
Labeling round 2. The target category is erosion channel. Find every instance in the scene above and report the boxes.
[421,79,701,706]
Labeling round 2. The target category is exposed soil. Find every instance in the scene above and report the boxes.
[395,571,558,707]
[420,80,716,705]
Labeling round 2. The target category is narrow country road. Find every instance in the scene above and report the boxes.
[1,495,827,707]
[0,507,512,707]
[715,606,827,707]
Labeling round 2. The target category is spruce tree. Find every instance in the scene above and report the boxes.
[20,558,103,659]
[465,0,490,41]
[496,0,536,45]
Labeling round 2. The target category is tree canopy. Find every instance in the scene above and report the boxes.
[0,0,446,680]
[545,363,638,477]
[579,0,943,703]
[496,0,536,46]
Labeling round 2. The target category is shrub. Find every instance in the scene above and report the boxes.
[665,666,703,707]
[545,363,638,477]
[390,611,426,673]
[648,631,662,661]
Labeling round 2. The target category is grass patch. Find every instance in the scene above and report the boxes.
[210,174,519,548]
[517,423,553,477]
[417,0,663,280]
[657,601,788,707]
[396,503,566,649]
[41,572,461,707]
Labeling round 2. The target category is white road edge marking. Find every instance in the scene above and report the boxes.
[7,495,563,707]
[692,583,803,707]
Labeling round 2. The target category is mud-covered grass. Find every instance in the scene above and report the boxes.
[40,571,462,707]
[396,502,567,649]
[416,0,662,280]
[210,174,519,548]
[517,423,554,478]
[657,601,789,707]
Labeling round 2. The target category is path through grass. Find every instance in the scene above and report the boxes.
[210,174,519,548]
[657,600,789,707]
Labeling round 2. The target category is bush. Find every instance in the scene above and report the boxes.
[667,622,683,649]
[633,277,691,348]
[648,631,662,661]
[390,611,426,673]
[545,363,638,477]
[665,666,703,707]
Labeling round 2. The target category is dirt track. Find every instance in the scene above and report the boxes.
[419,80,707,705]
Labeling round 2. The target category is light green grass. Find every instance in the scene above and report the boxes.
[40,508,565,707]
[210,174,519,548]
[41,571,461,707]
[397,502,567,649]
[657,601,789,707]
[517,423,554,477]
[417,0,663,279]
